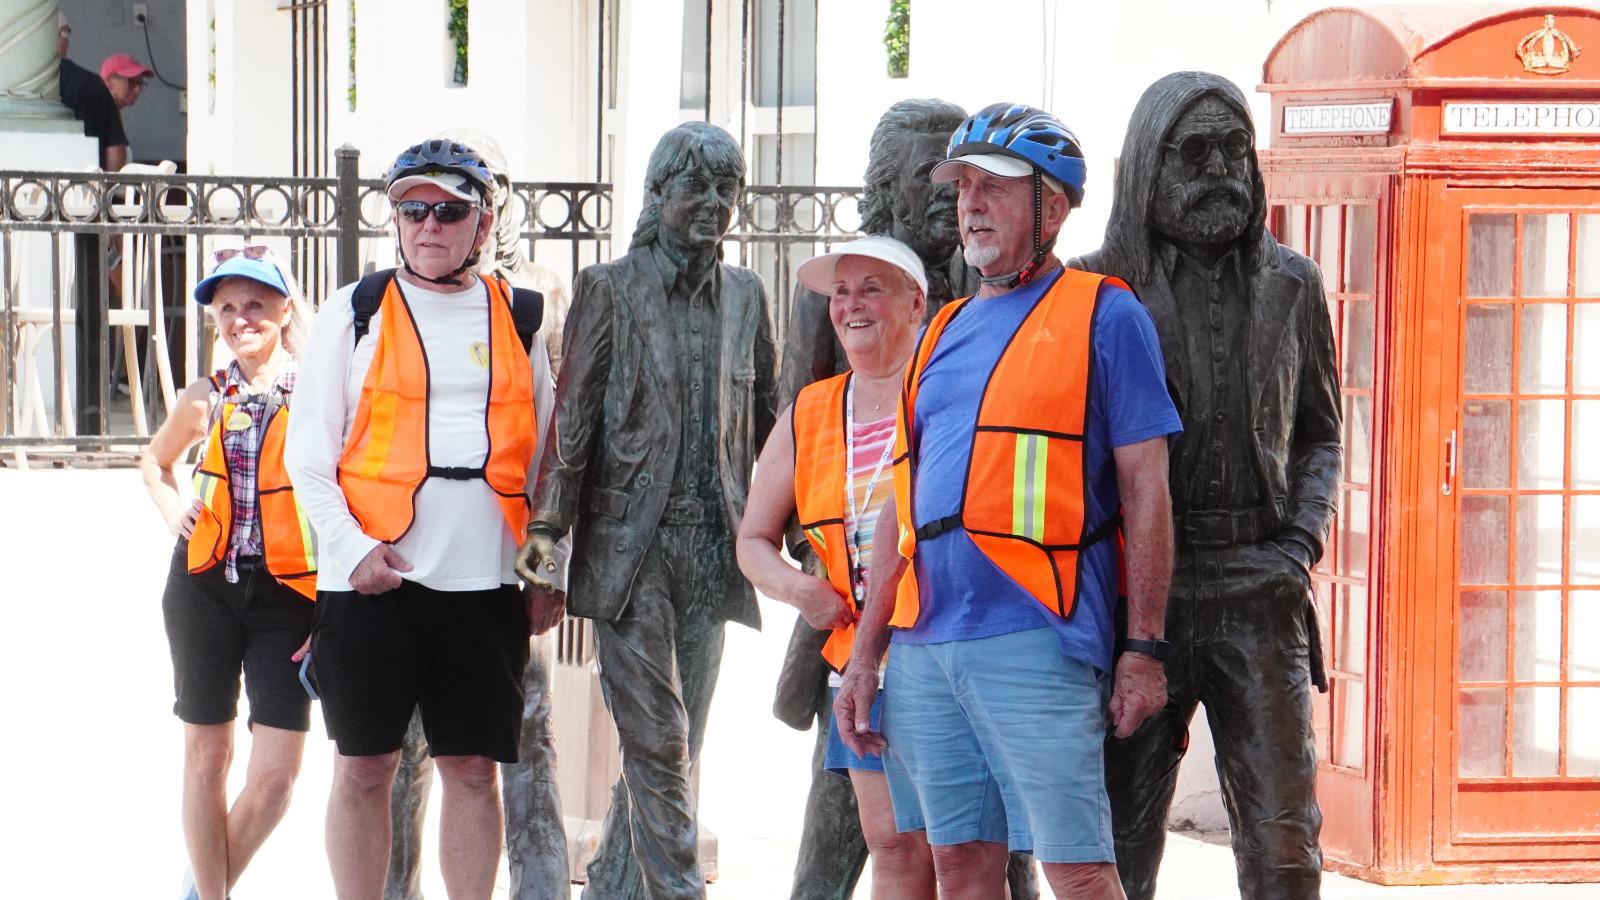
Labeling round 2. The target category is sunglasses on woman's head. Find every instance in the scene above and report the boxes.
[395,200,476,225]
[214,245,270,264]
[1165,128,1253,166]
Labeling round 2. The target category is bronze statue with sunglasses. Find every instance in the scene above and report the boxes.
[1072,72,1342,900]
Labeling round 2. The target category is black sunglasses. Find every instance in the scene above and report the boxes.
[395,199,477,225]
[1165,128,1252,166]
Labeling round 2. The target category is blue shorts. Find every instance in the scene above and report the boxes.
[881,627,1115,863]
[824,686,886,775]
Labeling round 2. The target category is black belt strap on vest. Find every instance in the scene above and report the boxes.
[428,465,486,480]
[914,514,962,543]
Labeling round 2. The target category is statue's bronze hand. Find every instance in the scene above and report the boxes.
[515,530,560,591]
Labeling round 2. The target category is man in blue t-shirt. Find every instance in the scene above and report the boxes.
[835,103,1182,899]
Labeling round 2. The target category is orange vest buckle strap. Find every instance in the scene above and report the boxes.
[188,388,319,601]
[890,268,1127,628]
[337,274,536,546]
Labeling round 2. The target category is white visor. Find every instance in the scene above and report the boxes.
[930,153,1065,194]
[796,235,928,298]
[387,172,480,203]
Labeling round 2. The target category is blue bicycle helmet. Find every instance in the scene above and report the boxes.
[934,103,1086,208]
[384,139,496,204]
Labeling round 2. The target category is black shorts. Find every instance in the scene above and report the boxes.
[161,545,316,731]
[310,580,528,761]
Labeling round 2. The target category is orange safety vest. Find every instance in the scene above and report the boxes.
[889,268,1126,628]
[337,274,536,544]
[188,377,319,600]
[793,371,889,671]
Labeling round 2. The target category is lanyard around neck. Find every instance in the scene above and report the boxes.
[844,375,895,596]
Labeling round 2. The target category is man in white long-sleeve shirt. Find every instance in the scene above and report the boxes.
[285,139,560,900]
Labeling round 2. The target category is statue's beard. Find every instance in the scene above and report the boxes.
[1153,175,1253,246]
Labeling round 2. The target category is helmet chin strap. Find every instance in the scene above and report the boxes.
[396,207,483,287]
[978,171,1054,291]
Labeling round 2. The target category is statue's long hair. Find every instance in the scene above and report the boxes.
[434,126,529,277]
[859,98,967,236]
[1100,72,1268,284]
[630,122,746,251]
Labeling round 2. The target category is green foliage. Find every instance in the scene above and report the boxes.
[884,0,909,79]
[448,0,469,85]
[347,1,357,110]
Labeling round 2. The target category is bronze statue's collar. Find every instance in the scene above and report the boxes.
[651,243,719,305]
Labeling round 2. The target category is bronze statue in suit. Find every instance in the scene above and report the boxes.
[1072,72,1342,900]
[518,121,778,900]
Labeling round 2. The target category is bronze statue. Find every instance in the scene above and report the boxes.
[1072,71,1342,900]
[516,121,779,900]
[775,98,1036,900]
[384,128,572,900]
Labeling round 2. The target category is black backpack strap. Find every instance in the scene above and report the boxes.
[508,287,544,354]
[351,268,397,348]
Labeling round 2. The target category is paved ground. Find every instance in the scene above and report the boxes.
[3,468,1593,898]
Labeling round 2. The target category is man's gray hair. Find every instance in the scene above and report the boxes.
[630,122,746,250]
[859,98,967,236]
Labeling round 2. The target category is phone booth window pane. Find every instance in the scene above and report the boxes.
[1342,299,1375,389]
[1512,686,1561,777]
[1572,496,1600,586]
[1568,688,1600,777]
[1459,688,1508,777]
[1281,204,1309,255]
[1521,215,1571,298]
[1515,496,1564,586]
[1513,590,1563,681]
[1468,214,1515,297]
[1519,304,1568,395]
[1345,394,1374,484]
[1337,581,1368,676]
[1460,400,1510,489]
[1313,205,1342,284]
[1344,204,1377,295]
[1460,590,1508,682]
[1460,496,1509,585]
[1577,215,1600,295]
[1335,679,1366,768]
[1339,490,1371,580]
[1576,401,1600,489]
[1464,304,1513,393]
[1571,593,1600,682]
[1577,304,1600,394]
[1518,400,1567,491]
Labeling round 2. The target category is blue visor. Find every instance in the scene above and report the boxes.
[193,256,290,306]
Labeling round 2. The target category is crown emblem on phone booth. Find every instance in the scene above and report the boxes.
[1516,14,1580,75]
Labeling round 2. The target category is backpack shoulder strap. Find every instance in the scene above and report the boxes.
[351,268,397,348]
[508,286,544,354]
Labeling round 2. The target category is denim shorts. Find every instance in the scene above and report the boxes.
[881,626,1115,863]
[824,686,886,775]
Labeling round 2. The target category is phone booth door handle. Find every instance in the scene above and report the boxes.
[1442,429,1457,496]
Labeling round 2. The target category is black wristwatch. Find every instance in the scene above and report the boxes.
[1120,637,1172,662]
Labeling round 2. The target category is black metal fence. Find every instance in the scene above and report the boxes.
[1,152,860,463]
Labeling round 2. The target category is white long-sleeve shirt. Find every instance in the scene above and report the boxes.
[285,275,556,592]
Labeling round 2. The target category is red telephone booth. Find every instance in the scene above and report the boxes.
[1259,5,1600,884]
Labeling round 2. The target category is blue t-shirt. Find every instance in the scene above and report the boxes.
[894,270,1183,673]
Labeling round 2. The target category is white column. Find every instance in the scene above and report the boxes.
[0,0,79,132]
[0,0,95,170]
